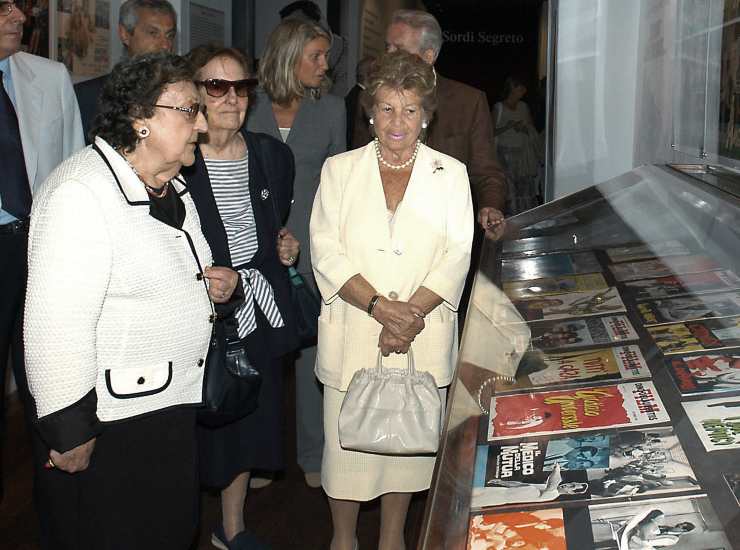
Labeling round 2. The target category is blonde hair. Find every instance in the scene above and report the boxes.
[258,19,332,106]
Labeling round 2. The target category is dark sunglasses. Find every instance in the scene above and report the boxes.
[196,78,258,98]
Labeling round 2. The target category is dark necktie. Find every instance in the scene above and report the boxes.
[0,68,32,219]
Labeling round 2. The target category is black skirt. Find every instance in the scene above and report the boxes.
[77,408,199,550]
[197,355,285,489]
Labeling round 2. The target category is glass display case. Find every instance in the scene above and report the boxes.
[417,164,740,549]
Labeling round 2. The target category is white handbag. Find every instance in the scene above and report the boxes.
[338,347,441,455]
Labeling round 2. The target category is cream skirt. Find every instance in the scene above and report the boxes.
[321,384,447,501]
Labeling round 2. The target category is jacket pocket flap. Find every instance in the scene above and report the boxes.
[105,363,173,399]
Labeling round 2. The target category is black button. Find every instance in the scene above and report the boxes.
[196,273,203,281]
[209,314,215,323]
[137,377,145,385]
[197,358,204,367]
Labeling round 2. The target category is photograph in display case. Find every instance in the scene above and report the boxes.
[719,0,740,160]
[529,315,639,352]
[682,397,740,451]
[467,508,568,550]
[501,252,602,282]
[622,270,740,301]
[609,255,721,282]
[636,291,740,326]
[514,288,626,322]
[487,381,670,441]
[472,427,700,510]
[503,273,609,301]
[586,496,730,549]
[503,346,650,392]
[666,352,740,397]
[647,316,740,355]
[605,240,691,263]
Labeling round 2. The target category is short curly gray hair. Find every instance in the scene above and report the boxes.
[119,0,177,34]
[390,9,443,62]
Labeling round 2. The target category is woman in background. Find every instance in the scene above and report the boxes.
[246,17,346,489]
[492,76,542,214]
[185,44,300,550]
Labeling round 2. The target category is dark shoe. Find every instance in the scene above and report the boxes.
[211,525,272,550]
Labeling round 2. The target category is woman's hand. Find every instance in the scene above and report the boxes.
[204,266,239,303]
[277,227,299,266]
[47,438,96,473]
[378,327,411,356]
[372,298,425,341]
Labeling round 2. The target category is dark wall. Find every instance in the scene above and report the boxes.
[424,0,544,109]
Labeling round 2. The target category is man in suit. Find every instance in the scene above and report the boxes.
[74,0,176,143]
[0,0,84,537]
[351,9,507,235]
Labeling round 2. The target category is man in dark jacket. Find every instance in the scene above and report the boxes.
[74,0,176,143]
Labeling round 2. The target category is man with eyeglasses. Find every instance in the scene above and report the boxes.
[75,0,177,143]
[0,0,84,532]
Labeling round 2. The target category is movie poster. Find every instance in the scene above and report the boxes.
[605,240,690,263]
[682,397,740,451]
[587,496,730,549]
[609,255,720,282]
[467,508,568,550]
[636,291,740,326]
[514,288,626,322]
[501,252,603,282]
[503,273,609,301]
[529,315,639,352]
[473,427,699,512]
[623,270,740,301]
[647,316,740,356]
[505,345,650,392]
[56,0,110,78]
[487,382,670,441]
[666,353,740,397]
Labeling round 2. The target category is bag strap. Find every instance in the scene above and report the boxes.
[375,346,416,376]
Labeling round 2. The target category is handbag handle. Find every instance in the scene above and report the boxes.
[376,346,416,376]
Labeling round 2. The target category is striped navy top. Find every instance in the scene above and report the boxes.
[206,156,284,337]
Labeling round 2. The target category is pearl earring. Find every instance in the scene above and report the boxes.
[369,118,374,125]
[138,127,150,138]
[422,121,428,129]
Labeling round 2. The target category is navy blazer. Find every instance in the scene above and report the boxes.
[183,130,300,366]
[74,73,109,145]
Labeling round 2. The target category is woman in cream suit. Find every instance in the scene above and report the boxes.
[310,51,473,550]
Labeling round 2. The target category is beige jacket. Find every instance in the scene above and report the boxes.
[310,142,474,391]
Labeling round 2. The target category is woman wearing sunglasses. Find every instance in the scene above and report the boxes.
[183,44,301,550]
[246,16,346,492]
[24,52,220,549]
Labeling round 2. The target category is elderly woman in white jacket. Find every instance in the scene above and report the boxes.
[310,51,473,550]
[23,53,237,550]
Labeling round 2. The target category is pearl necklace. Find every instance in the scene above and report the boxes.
[374,138,420,170]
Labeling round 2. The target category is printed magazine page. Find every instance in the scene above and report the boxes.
[605,240,690,263]
[647,316,740,355]
[472,427,699,510]
[501,252,603,282]
[503,273,609,301]
[487,382,669,441]
[682,397,740,451]
[530,316,639,351]
[609,255,720,282]
[505,346,650,392]
[514,288,626,322]
[623,270,740,301]
[636,291,740,326]
[666,353,740,397]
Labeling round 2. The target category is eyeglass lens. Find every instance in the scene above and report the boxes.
[202,79,257,98]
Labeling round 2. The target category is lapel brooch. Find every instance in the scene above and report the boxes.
[432,160,444,174]
[260,189,270,200]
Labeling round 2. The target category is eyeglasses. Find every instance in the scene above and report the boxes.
[153,102,206,121]
[0,1,17,16]
[196,78,258,98]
